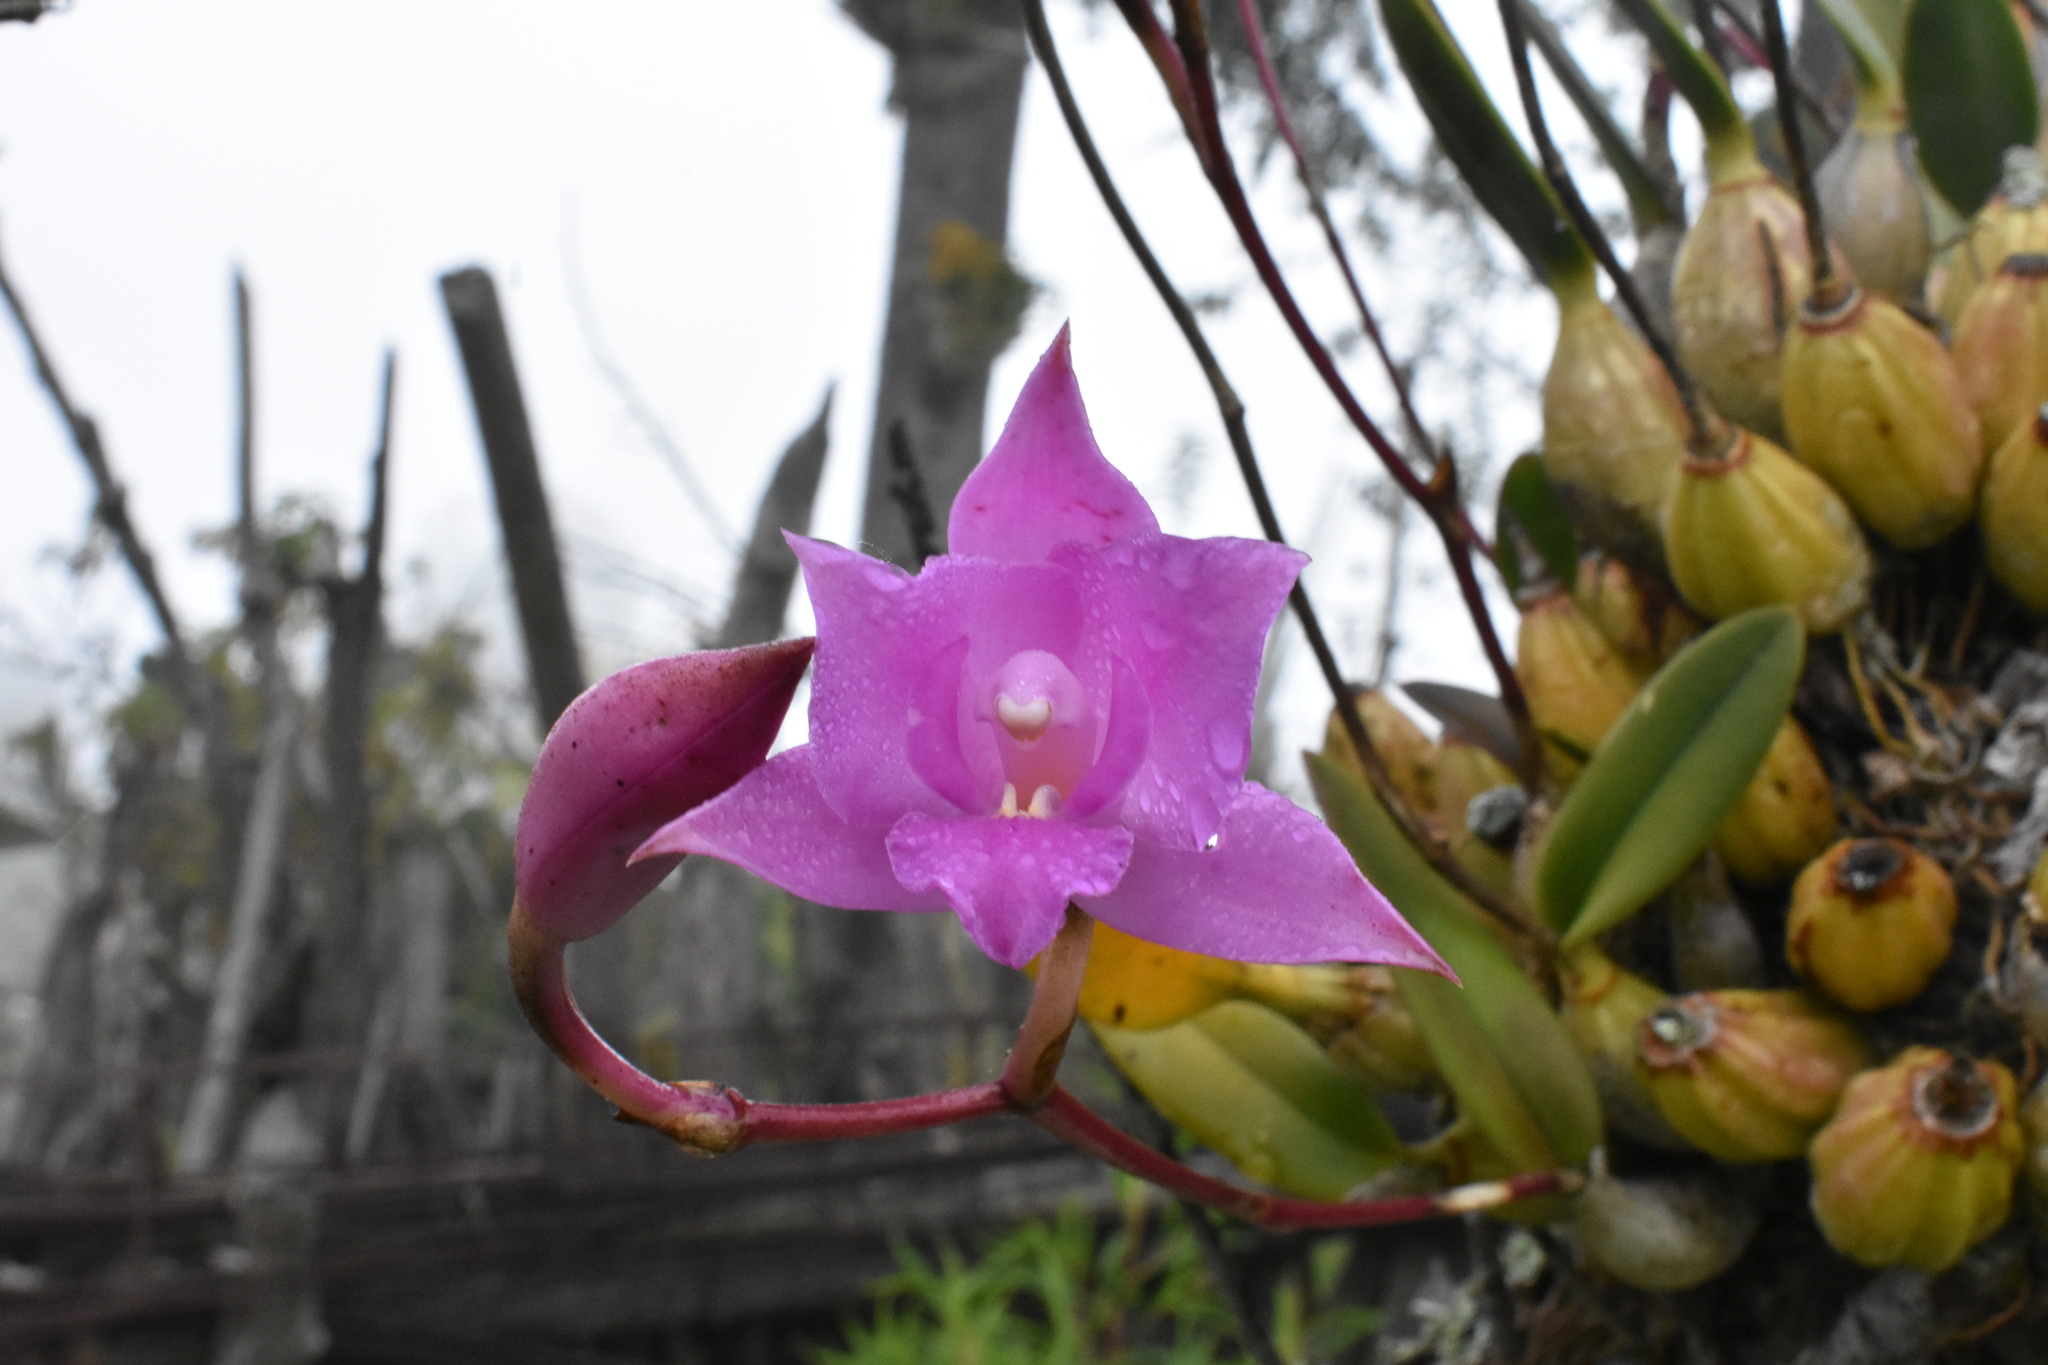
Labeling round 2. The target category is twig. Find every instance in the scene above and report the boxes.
[1021,0,1541,944]
[1156,1,1532,751]
[1758,0,1839,297]
[1496,0,1714,447]
[1517,0,1680,225]
[1230,0,1435,463]
[1705,0,1843,142]
[0,227,192,692]
[562,208,740,555]
[885,418,943,565]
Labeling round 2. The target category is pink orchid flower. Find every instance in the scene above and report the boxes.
[636,328,1446,977]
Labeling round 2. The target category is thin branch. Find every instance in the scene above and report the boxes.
[1758,0,1838,295]
[1230,0,1435,464]
[1496,0,1715,447]
[1021,0,1541,944]
[562,209,739,555]
[0,228,191,686]
[1705,0,1843,142]
[1516,0,1680,225]
[1156,0,1538,786]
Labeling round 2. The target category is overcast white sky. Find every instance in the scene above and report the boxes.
[0,0,1651,798]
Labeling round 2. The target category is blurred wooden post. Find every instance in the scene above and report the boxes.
[440,266,586,733]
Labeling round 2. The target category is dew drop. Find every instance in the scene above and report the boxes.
[1207,719,1247,771]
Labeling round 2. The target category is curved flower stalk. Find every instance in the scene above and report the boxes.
[507,329,1579,1228]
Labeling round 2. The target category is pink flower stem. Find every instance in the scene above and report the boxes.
[1151,0,1535,774]
[1031,1086,1581,1231]
[510,895,749,1153]
[510,897,1007,1152]
[1000,906,1095,1108]
[514,895,1578,1223]
[1228,0,1436,467]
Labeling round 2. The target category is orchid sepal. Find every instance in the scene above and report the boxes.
[514,637,813,944]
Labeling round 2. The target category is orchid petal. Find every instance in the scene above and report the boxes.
[1063,654,1151,820]
[515,638,812,942]
[886,813,1134,968]
[792,534,1095,822]
[1082,782,1450,974]
[904,635,995,814]
[947,326,1158,565]
[1054,533,1306,850]
[638,747,947,913]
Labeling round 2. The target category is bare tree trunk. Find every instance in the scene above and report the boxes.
[848,0,1031,568]
[178,277,297,1176]
[441,266,586,735]
[302,359,395,1160]
[803,0,1034,1104]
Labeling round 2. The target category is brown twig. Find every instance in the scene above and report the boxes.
[1757,0,1838,298]
[0,226,193,695]
[1495,0,1714,447]
[1148,0,1537,743]
[1230,0,1436,465]
[1704,0,1843,142]
[1021,0,1541,945]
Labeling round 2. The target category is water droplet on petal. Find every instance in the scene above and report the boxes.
[1207,719,1247,771]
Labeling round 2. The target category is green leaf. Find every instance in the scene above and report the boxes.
[1092,1000,1403,1200]
[1308,753,1602,1172]
[1378,0,1594,291]
[1537,606,1804,947]
[1610,0,1752,172]
[1904,0,2038,216]
[1497,454,1578,596]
